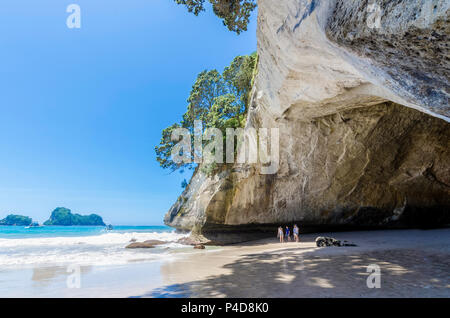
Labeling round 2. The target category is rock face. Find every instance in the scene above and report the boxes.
[165,0,450,243]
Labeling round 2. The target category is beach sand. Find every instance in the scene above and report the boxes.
[137,228,450,298]
[2,229,449,298]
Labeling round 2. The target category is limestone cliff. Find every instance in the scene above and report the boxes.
[165,0,450,243]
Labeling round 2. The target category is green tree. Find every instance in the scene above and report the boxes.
[174,0,257,34]
[155,53,257,173]
[181,70,226,132]
[155,123,184,171]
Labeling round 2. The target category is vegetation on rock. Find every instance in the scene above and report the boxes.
[0,214,33,226]
[43,207,105,226]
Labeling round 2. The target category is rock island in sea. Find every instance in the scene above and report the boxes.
[43,207,105,226]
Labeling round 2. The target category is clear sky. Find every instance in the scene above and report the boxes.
[0,0,257,225]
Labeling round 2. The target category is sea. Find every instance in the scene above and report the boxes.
[0,225,190,269]
[0,225,202,297]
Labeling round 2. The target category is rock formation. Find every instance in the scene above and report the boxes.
[0,214,33,226]
[44,207,105,226]
[315,237,342,247]
[125,240,166,249]
[165,0,450,243]
[315,236,357,247]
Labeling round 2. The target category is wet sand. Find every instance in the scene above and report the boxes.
[2,229,449,297]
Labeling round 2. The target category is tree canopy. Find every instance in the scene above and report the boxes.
[174,0,257,34]
[155,53,257,173]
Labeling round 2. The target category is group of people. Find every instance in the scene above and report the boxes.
[277,224,300,243]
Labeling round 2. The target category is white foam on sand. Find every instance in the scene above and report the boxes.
[0,231,190,268]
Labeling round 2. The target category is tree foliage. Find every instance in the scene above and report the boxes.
[155,53,257,173]
[174,0,257,34]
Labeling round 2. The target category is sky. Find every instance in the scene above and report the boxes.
[0,0,257,225]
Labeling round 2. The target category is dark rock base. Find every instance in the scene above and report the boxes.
[195,214,450,245]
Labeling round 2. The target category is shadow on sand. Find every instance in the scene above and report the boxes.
[135,245,450,298]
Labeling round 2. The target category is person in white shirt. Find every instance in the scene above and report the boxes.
[293,224,300,242]
[277,226,284,243]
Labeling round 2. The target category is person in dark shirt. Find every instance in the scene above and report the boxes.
[285,226,291,242]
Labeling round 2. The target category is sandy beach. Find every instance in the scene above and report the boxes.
[139,228,450,298]
[2,229,449,298]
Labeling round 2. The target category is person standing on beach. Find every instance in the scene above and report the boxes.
[277,226,284,243]
[285,226,291,242]
[293,224,299,242]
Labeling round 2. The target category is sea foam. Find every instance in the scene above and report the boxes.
[0,231,190,268]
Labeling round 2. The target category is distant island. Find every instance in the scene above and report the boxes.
[0,208,106,226]
[0,214,33,226]
[43,207,105,226]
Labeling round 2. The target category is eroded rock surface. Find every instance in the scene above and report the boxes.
[165,0,450,244]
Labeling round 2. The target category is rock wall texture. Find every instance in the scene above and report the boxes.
[165,0,450,243]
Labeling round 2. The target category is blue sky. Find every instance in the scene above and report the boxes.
[0,0,257,225]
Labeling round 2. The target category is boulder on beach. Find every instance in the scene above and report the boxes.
[194,244,205,250]
[125,242,155,249]
[143,240,166,246]
[125,240,166,249]
[177,235,206,246]
[177,234,220,246]
[315,237,342,247]
[315,237,357,247]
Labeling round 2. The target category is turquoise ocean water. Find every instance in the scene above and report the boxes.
[0,225,189,269]
[0,225,171,239]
